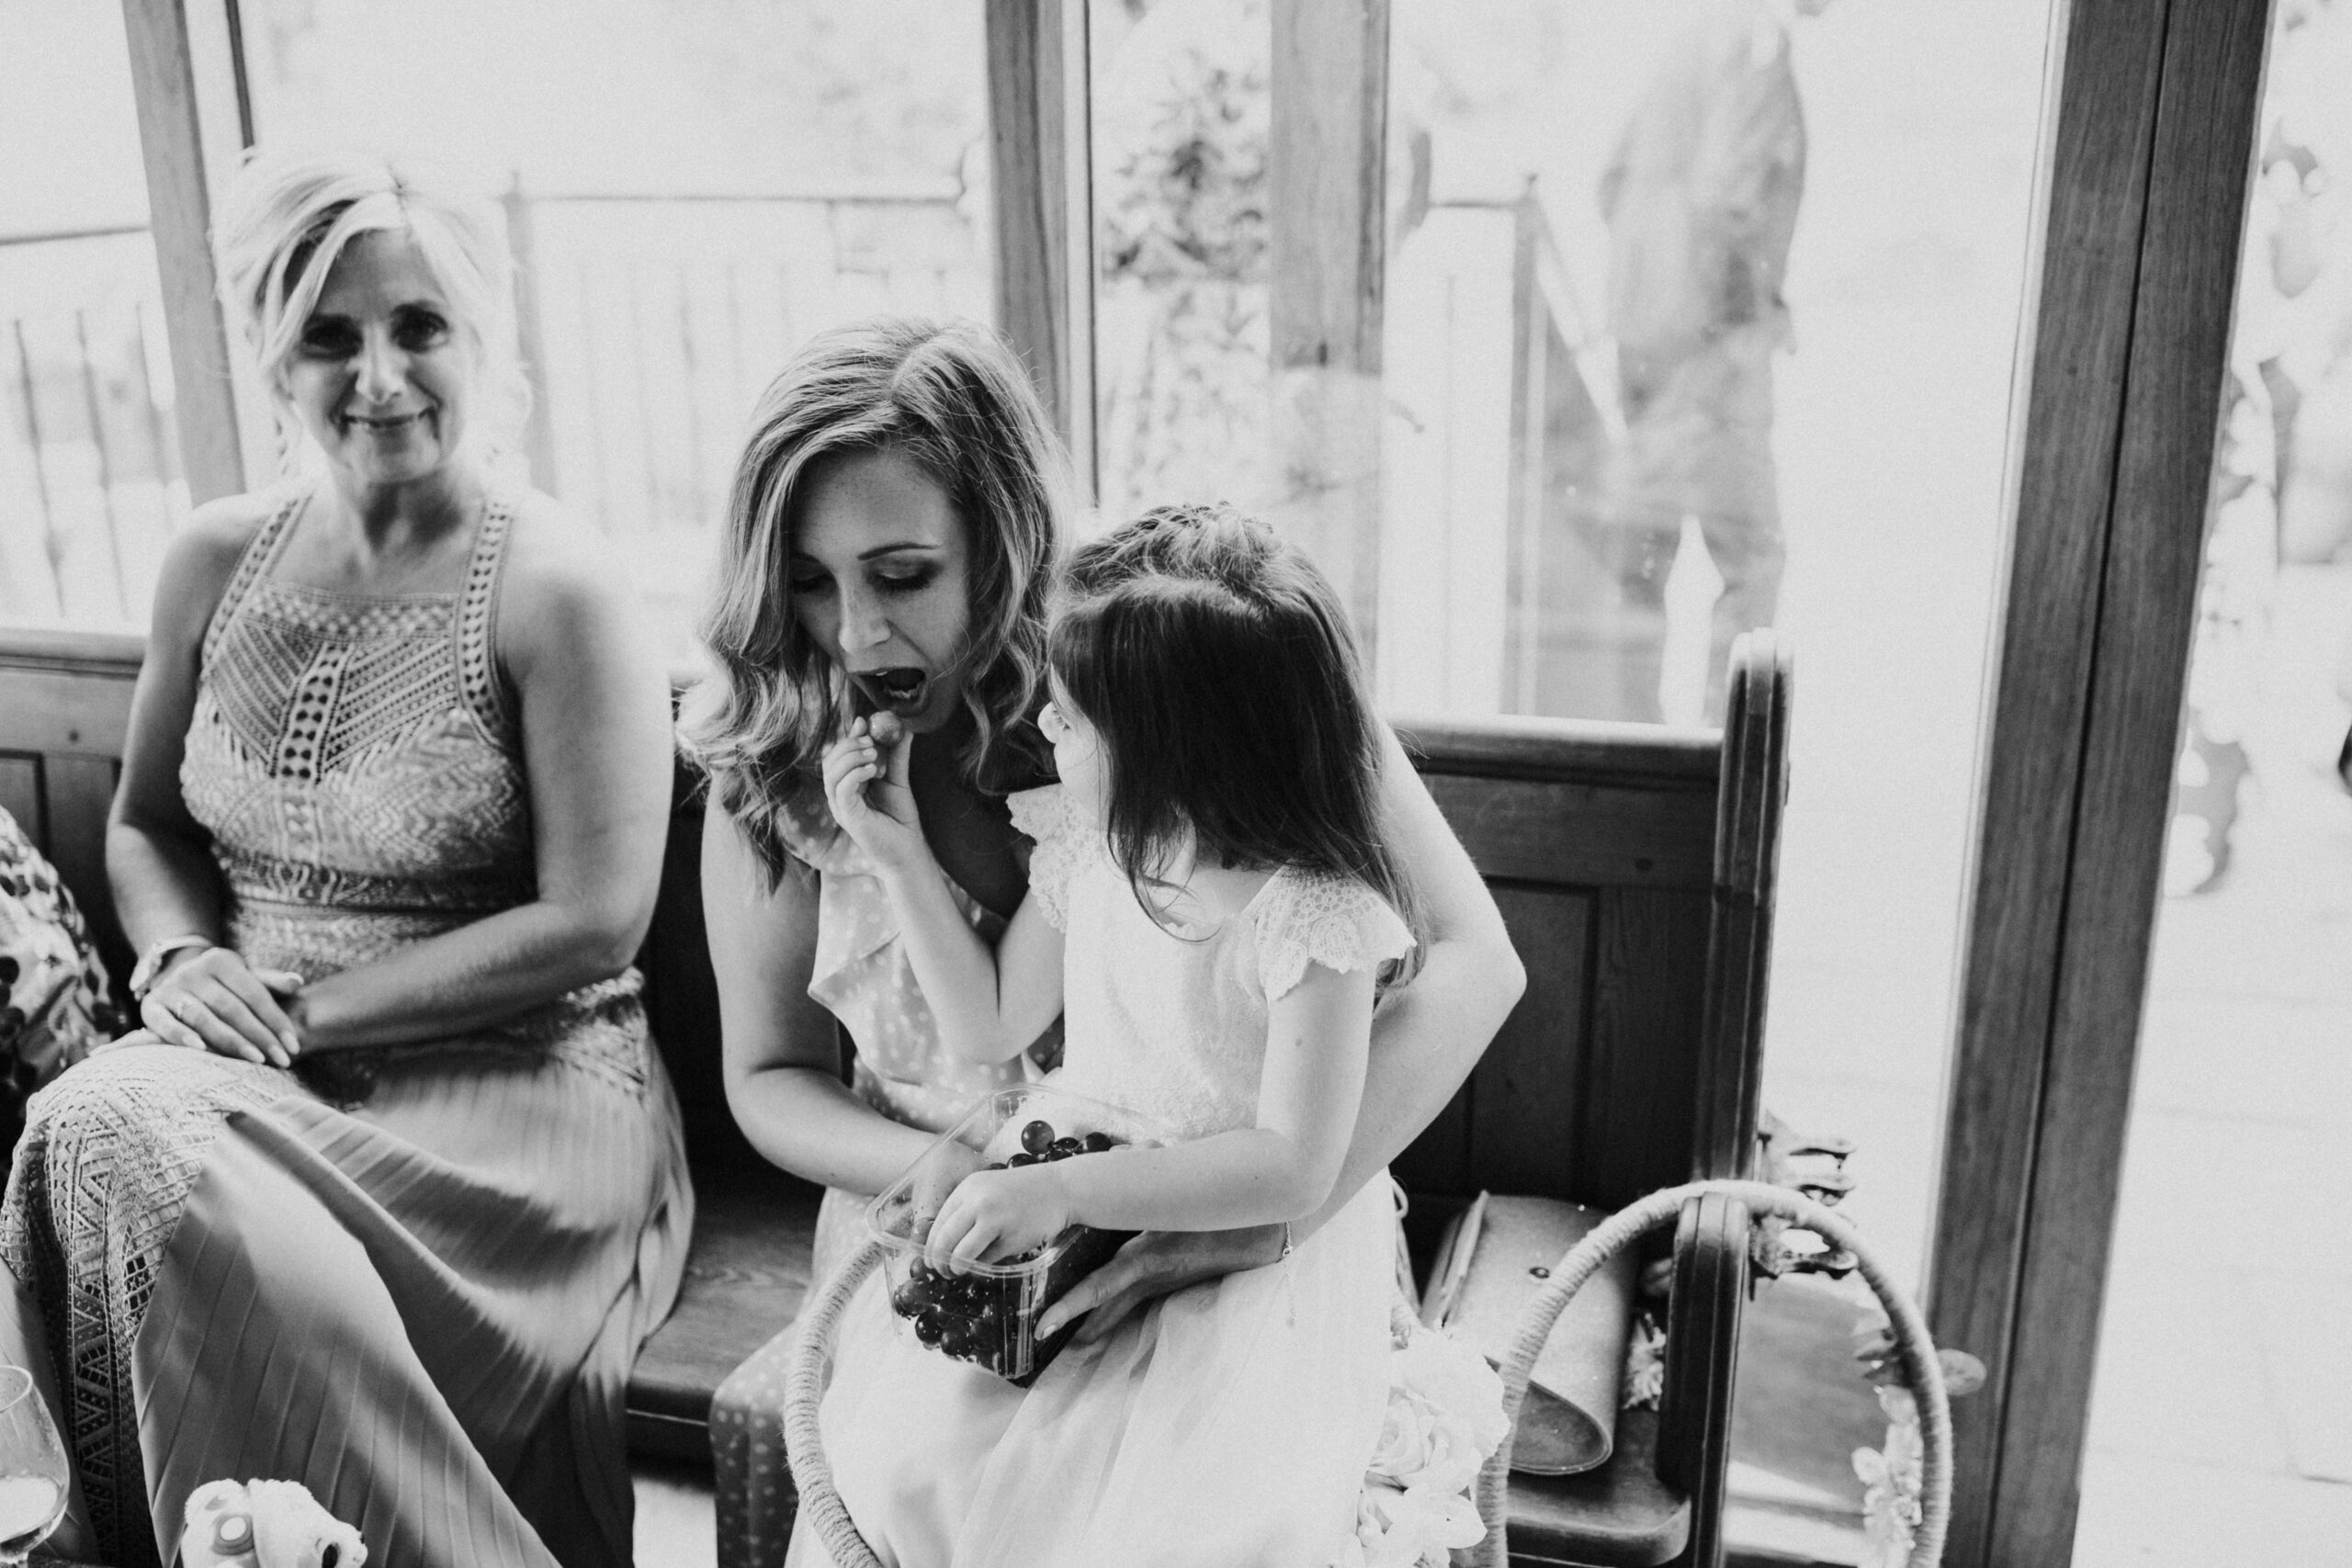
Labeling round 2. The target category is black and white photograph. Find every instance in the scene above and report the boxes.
[0,2,2346,1565]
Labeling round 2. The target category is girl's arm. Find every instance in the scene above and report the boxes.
[824,718,1063,1065]
[274,506,673,1049]
[930,960,1374,1264]
[1301,718,1526,1220]
[705,801,938,1195]
[1037,720,1526,1341]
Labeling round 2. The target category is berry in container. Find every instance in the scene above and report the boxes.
[865,1082,1174,1385]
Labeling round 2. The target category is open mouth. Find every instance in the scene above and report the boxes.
[850,667,932,716]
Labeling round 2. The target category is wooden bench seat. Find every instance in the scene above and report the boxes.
[624,1168,818,1464]
[0,625,1788,1568]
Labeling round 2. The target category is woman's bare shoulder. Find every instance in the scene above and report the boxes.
[150,488,294,648]
[175,490,283,572]
[490,487,662,687]
[494,488,636,620]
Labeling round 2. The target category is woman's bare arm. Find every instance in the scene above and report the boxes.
[704,801,937,1195]
[107,498,310,1058]
[1303,718,1526,1224]
[278,504,673,1048]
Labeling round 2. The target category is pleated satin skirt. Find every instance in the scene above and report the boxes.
[0,1031,692,1568]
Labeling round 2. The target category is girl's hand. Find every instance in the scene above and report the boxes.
[138,946,304,1066]
[929,1163,1075,1269]
[821,713,927,872]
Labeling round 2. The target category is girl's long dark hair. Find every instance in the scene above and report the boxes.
[1052,503,1421,982]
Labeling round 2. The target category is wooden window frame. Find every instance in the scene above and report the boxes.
[120,0,262,504]
[1929,1,2272,1563]
[112,1,2274,1561]
[987,0,1097,496]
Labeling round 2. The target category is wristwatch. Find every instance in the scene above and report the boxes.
[129,933,215,999]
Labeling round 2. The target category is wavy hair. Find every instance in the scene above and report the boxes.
[681,317,1069,882]
[1051,503,1421,984]
[212,146,531,470]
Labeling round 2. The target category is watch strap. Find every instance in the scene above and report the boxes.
[130,934,216,998]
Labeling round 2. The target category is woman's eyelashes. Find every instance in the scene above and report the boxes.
[393,310,450,349]
[296,309,450,359]
[299,321,359,357]
[786,565,938,598]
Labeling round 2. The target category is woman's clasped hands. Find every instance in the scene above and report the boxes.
[132,946,304,1067]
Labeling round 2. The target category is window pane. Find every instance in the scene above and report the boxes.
[1090,0,1274,531]
[0,0,186,628]
[241,0,993,654]
[1378,0,2060,1556]
[2078,5,2352,1561]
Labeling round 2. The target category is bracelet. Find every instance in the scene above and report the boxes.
[129,934,215,999]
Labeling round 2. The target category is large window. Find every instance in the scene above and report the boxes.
[240,0,993,655]
[1088,4,2062,1546]
[0,0,183,626]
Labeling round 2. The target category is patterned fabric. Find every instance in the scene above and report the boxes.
[712,784,1054,1568]
[3,1053,287,1544]
[767,784,1043,1139]
[0,487,692,1568]
[1012,783,1415,1140]
[0,811,122,1110]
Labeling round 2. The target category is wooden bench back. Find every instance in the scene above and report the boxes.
[0,625,1786,1216]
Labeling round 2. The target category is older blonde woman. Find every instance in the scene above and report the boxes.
[0,150,691,1568]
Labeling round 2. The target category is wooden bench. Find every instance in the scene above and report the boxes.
[0,624,1788,1568]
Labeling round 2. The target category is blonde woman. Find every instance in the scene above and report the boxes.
[0,150,691,1568]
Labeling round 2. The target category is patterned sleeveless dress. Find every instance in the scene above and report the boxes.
[0,489,694,1568]
[709,780,1046,1568]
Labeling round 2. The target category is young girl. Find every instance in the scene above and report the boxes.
[807,503,1500,1567]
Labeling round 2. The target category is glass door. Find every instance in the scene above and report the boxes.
[1091,1,2069,1555]
[2075,4,2352,1562]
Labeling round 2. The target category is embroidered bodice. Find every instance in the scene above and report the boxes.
[1008,785,1415,1138]
[181,490,532,983]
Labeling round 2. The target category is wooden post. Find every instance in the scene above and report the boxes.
[1269,0,1388,655]
[1930,1,2272,1562]
[120,0,263,503]
[501,180,564,497]
[985,0,1095,497]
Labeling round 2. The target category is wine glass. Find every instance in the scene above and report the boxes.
[0,1366,68,1567]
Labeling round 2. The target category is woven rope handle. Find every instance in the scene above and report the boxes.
[784,1182,1951,1568]
[1471,1179,1951,1568]
[782,1237,889,1568]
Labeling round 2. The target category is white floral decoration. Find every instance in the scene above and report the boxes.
[1341,1315,1510,1567]
[1622,1309,1668,1410]
[1852,1383,1925,1568]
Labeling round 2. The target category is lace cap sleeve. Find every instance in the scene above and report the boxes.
[1006,784,1088,931]
[1251,870,1417,1002]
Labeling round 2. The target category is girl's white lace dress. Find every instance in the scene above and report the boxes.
[786,784,1505,1568]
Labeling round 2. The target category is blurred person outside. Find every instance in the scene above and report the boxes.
[1589,0,1827,723]
[2168,0,2352,893]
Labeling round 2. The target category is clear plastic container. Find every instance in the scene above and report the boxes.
[865,1081,1175,1385]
